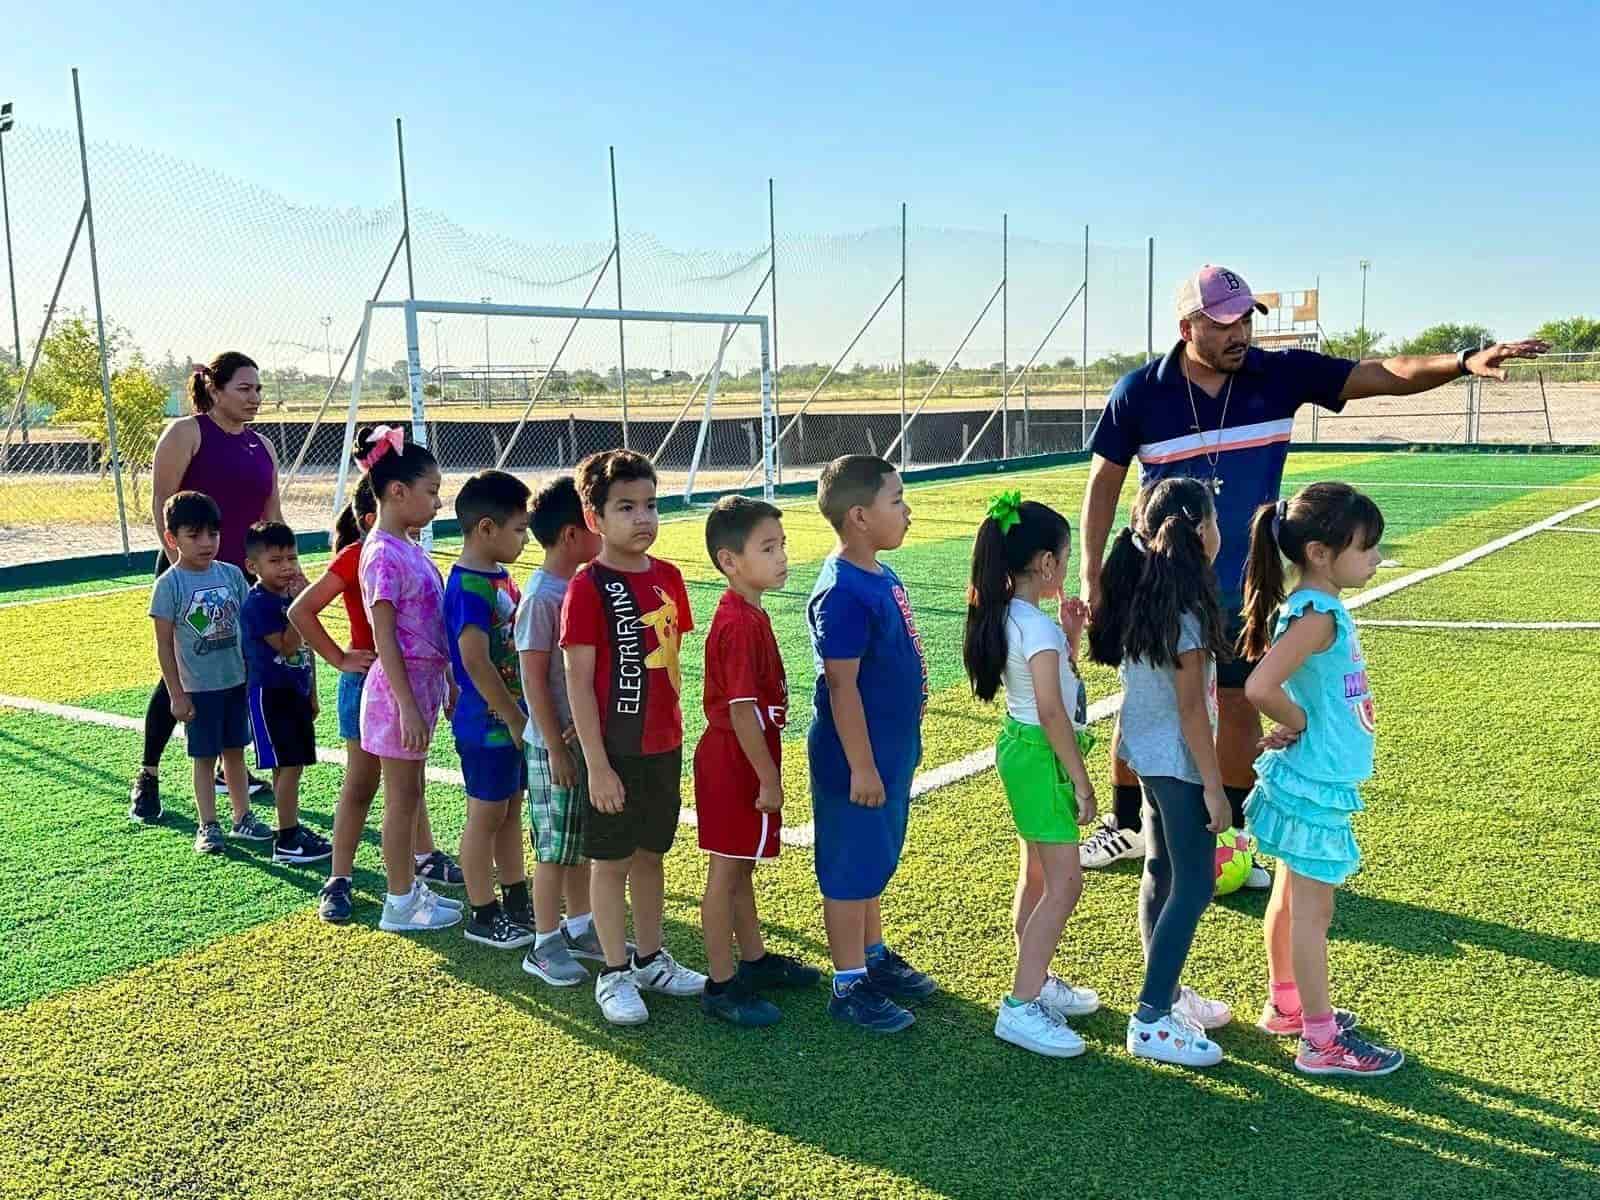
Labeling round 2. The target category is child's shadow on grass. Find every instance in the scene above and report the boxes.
[419,911,1600,1200]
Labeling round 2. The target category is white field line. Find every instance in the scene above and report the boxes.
[909,493,1600,798]
[1341,480,1600,491]
[1545,526,1600,535]
[0,692,817,849]
[7,493,1600,841]
[1357,619,1600,631]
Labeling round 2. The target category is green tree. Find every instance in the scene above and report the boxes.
[1323,327,1386,359]
[385,383,407,403]
[1531,316,1600,353]
[1397,323,1493,355]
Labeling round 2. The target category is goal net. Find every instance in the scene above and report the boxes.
[280,298,774,540]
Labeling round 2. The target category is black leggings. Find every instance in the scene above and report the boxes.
[1136,776,1217,1016]
[143,556,178,769]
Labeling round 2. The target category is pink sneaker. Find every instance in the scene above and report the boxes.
[1257,1002,1358,1037]
[1294,1028,1404,1077]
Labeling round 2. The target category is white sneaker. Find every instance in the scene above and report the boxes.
[1127,1010,1223,1067]
[1174,985,1232,1030]
[995,999,1086,1058]
[417,881,464,912]
[1040,973,1101,1020]
[1079,821,1145,869]
[630,948,707,997]
[378,887,462,933]
[1244,863,1272,890]
[596,969,649,1025]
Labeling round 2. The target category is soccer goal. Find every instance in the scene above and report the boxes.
[281,298,774,543]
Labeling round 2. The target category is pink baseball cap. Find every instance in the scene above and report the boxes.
[1175,265,1268,324]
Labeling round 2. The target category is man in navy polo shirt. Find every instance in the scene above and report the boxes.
[1077,264,1547,878]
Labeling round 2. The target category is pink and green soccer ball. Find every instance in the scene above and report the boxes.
[1214,828,1256,896]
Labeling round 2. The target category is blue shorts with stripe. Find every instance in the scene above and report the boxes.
[249,684,318,770]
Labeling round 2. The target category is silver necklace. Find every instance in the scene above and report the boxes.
[1183,356,1234,496]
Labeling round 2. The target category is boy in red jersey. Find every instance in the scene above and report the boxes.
[696,496,821,1026]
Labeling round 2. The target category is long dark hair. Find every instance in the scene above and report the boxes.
[1239,482,1385,660]
[190,351,257,415]
[355,425,437,502]
[963,498,1071,702]
[332,474,377,551]
[1089,476,1231,669]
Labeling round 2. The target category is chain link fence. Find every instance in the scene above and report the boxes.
[2,112,1597,571]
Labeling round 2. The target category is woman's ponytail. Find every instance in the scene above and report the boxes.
[1239,501,1288,661]
[188,367,213,414]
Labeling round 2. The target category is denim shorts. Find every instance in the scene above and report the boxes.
[336,670,365,742]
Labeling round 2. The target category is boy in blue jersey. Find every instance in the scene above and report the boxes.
[806,455,934,1033]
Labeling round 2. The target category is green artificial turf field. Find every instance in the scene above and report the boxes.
[2,450,1599,1199]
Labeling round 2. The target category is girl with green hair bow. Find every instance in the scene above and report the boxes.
[963,490,1101,1058]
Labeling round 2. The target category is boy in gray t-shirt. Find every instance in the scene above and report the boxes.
[512,475,603,984]
[149,491,261,853]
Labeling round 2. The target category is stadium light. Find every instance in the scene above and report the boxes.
[1,100,23,445]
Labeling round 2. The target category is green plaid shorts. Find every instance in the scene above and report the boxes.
[525,739,590,866]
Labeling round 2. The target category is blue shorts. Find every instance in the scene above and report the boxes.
[186,684,251,760]
[808,724,918,902]
[459,742,527,801]
[336,670,365,742]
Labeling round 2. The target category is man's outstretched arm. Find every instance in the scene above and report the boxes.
[1339,340,1549,401]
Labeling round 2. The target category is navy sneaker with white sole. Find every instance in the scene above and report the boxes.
[828,979,915,1033]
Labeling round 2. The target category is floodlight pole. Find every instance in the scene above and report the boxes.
[899,202,907,472]
[74,69,130,557]
[0,102,22,444]
[396,118,416,300]
[1081,224,1089,446]
[1001,214,1008,460]
[610,146,628,447]
[769,178,781,482]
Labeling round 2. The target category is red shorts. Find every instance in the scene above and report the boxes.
[693,728,781,860]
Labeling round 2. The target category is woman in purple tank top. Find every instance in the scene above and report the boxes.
[129,351,283,821]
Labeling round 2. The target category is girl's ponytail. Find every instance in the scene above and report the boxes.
[1090,476,1229,669]
[963,516,1014,701]
[1239,500,1288,661]
[963,493,1072,702]
[1088,526,1142,667]
[332,474,377,551]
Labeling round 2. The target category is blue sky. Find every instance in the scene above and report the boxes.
[6,0,1598,359]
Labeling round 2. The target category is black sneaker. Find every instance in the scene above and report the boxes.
[318,877,354,924]
[463,907,538,950]
[128,771,162,823]
[503,897,535,929]
[216,770,271,799]
[702,981,781,1027]
[827,979,915,1033]
[415,849,465,887]
[867,948,938,1002]
[737,952,822,990]
[273,826,333,865]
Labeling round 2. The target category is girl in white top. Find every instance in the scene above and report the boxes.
[963,491,1101,1058]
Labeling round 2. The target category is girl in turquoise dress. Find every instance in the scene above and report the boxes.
[1239,482,1404,1078]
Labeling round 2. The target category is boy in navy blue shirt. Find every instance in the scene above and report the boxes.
[446,470,538,950]
[241,521,331,865]
[807,455,934,1033]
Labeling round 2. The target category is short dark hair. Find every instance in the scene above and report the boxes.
[818,454,896,531]
[165,490,221,535]
[244,520,296,557]
[530,475,585,548]
[577,449,657,514]
[705,495,783,571]
[455,469,531,534]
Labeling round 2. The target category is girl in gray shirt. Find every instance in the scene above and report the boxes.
[1088,477,1235,1068]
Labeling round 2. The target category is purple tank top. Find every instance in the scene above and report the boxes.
[180,413,276,568]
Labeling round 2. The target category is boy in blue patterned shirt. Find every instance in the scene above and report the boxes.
[446,470,536,949]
